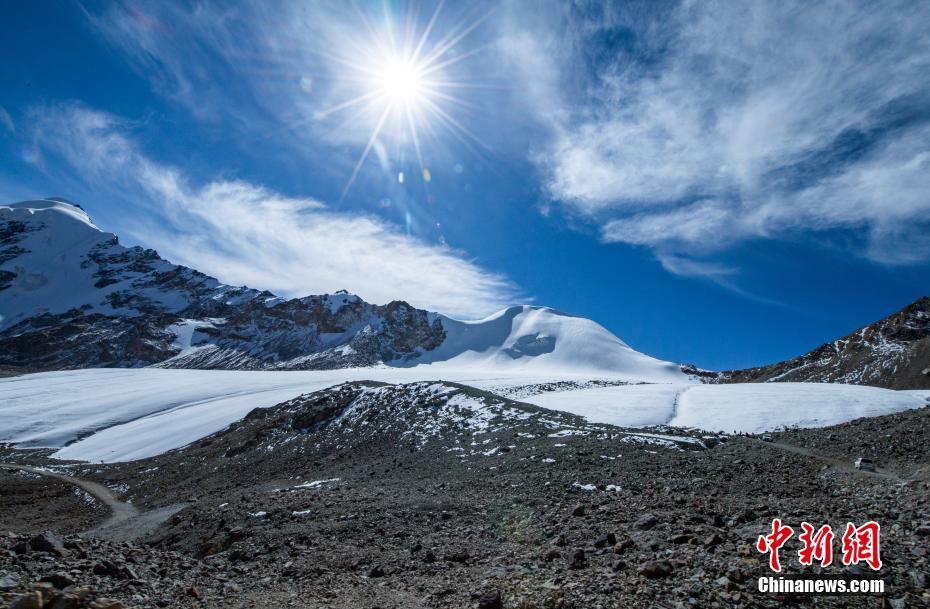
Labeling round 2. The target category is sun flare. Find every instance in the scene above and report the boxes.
[317,3,487,200]
[377,58,427,106]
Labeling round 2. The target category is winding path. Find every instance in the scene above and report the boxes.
[0,463,143,536]
[748,439,905,481]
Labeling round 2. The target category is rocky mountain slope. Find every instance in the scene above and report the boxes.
[0,199,444,371]
[0,199,682,379]
[719,297,930,389]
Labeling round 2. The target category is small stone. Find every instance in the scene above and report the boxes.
[29,532,65,554]
[48,593,80,609]
[119,566,139,581]
[738,508,758,523]
[40,572,75,589]
[571,504,586,517]
[614,538,635,554]
[726,566,747,584]
[10,592,43,609]
[445,551,470,563]
[0,573,20,590]
[704,533,724,547]
[594,532,617,548]
[568,548,586,569]
[92,562,120,577]
[634,513,658,530]
[639,560,674,578]
[368,566,385,578]
[477,590,503,609]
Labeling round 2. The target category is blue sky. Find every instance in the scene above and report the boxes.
[1,0,929,370]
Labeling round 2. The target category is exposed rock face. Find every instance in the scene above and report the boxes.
[157,297,445,370]
[0,199,444,370]
[719,297,930,389]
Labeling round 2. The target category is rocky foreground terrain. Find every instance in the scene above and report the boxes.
[2,381,929,608]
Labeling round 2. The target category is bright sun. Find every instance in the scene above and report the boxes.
[378,58,426,106]
[318,3,486,200]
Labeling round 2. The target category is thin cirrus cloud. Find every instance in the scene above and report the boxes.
[28,103,520,318]
[81,1,489,153]
[499,0,930,275]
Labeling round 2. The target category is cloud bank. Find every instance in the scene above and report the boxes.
[500,0,930,273]
[29,104,519,318]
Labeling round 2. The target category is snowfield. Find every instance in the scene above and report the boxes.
[1,368,928,463]
[0,367,626,462]
[525,382,930,433]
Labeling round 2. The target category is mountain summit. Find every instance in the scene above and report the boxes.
[0,198,684,381]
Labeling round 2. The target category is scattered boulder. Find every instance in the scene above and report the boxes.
[594,532,616,548]
[634,513,658,530]
[29,532,65,554]
[0,572,21,590]
[9,592,43,609]
[639,560,674,578]
[477,590,503,609]
[39,572,75,589]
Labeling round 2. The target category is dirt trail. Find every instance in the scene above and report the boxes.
[750,439,903,481]
[0,463,185,540]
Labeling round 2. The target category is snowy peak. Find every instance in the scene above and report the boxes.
[0,198,266,333]
[7,197,99,230]
[0,197,684,380]
[426,305,685,382]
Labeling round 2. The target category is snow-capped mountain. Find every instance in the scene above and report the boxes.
[417,305,685,379]
[719,297,930,389]
[0,198,683,380]
[0,199,444,370]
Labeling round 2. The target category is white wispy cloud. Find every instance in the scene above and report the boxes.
[82,1,489,155]
[28,103,519,318]
[500,0,930,276]
[0,106,14,133]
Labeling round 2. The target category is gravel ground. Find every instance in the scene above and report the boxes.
[2,382,928,608]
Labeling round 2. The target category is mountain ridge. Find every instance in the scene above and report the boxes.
[718,296,930,389]
[3,197,927,388]
[0,198,683,381]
